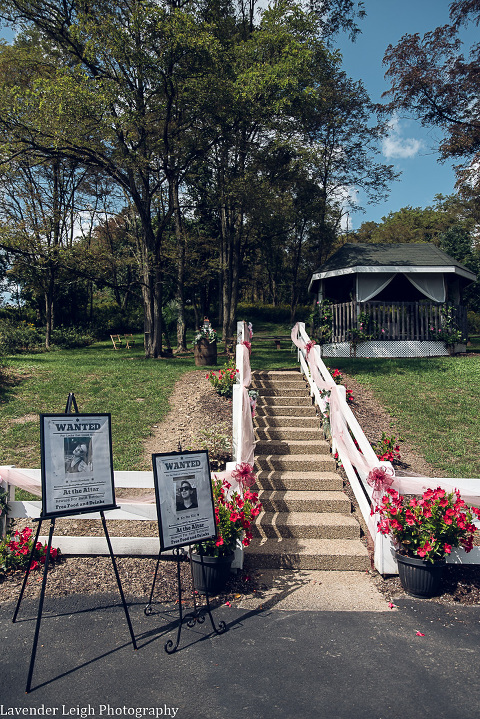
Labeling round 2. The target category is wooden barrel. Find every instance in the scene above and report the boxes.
[194,339,217,366]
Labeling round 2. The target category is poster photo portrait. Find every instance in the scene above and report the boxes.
[40,413,117,518]
[152,450,216,551]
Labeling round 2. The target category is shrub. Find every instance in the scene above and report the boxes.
[206,359,238,398]
[0,320,44,354]
[372,432,402,463]
[467,311,480,335]
[50,326,97,348]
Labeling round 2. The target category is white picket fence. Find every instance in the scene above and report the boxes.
[0,468,162,555]
[293,322,480,573]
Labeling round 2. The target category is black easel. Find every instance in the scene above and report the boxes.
[145,441,227,652]
[144,546,227,653]
[13,393,137,693]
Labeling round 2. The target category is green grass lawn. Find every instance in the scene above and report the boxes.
[0,331,298,475]
[0,335,198,472]
[325,356,480,479]
[2,328,479,482]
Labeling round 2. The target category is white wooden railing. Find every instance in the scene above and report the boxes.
[0,468,161,555]
[293,322,480,573]
[232,320,250,466]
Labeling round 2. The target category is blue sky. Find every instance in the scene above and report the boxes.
[336,0,469,229]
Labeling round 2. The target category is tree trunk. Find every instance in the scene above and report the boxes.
[173,181,187,352]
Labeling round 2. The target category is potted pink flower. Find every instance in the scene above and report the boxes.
[191,465,262,594]
[377,486,480,597]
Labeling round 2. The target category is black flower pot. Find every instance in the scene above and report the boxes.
[395,551,445,598]
[190,552,234,595]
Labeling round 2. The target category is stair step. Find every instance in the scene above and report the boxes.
[245,538,370,571]
[255,427,321,441]
[253,371,303,379]
[254,471,342,491]
[255,405,317,417]
[255,439,330,455]
[252,512,360,539]
[257,490,351,513]
[255,454,336,472]
[255,388,309,397]
[254,416,320,428]
[258,396,313,407]
[252,382,308,392]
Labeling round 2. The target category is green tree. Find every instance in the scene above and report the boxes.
[383,1,480,196]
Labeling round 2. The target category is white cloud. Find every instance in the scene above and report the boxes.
[382,115,423,159]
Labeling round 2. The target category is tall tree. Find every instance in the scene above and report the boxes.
[0,1,221,356]
[383,1,480,196]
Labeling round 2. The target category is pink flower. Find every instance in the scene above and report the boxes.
[416,631,425,637]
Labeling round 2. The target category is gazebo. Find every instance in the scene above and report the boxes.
[308,243,476,357]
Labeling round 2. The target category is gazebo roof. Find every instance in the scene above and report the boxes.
[309,242,476,292]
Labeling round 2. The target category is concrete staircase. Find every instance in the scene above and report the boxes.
[245,370,370,570]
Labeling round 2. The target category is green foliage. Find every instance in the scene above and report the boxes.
[206,359,238,398]
[190,427,232,470]
[237,303,310,325]
[467,311,480,334]
[0,319,44,353]
[372,432,402,462]
[310,300,333,344]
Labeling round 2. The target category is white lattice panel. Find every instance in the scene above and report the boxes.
[321,340,453,358]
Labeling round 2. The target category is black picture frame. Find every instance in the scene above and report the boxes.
[40,413,117,519]
[152,450,217,552]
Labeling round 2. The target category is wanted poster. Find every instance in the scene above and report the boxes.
[152,450,216,551]
[40,413,116,518]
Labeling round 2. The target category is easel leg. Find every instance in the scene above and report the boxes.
[196,555,227,637]
[165,549,184,654]
[144,552,162,615]
[25,519,55,693]
[100,512,137,650]
[13,520,43,623]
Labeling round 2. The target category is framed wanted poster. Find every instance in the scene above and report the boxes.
[40,413,117,518]
[152,450,217,552]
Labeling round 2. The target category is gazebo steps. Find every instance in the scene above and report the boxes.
[252,512,361,539]
[254,415,320,428]
[245,538,370,571]
[248,369,367,571]
[255,427,322,441]
[255,405,317,417]
[257,490,351,514]
[255,440,330,456]
[258,396,313,406]
[254,470,342,492]
[255,454,336,472]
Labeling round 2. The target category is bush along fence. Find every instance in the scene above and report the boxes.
[0,320,257,565]
[291,322,480,574]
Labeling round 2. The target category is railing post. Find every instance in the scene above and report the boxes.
[232,324,246,465]
[0,468,15,538]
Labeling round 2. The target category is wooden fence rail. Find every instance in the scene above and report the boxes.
[329,301,467,343]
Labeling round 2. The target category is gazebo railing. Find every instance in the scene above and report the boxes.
[328,301,467,343]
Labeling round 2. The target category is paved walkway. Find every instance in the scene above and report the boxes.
[1,578,479,719]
